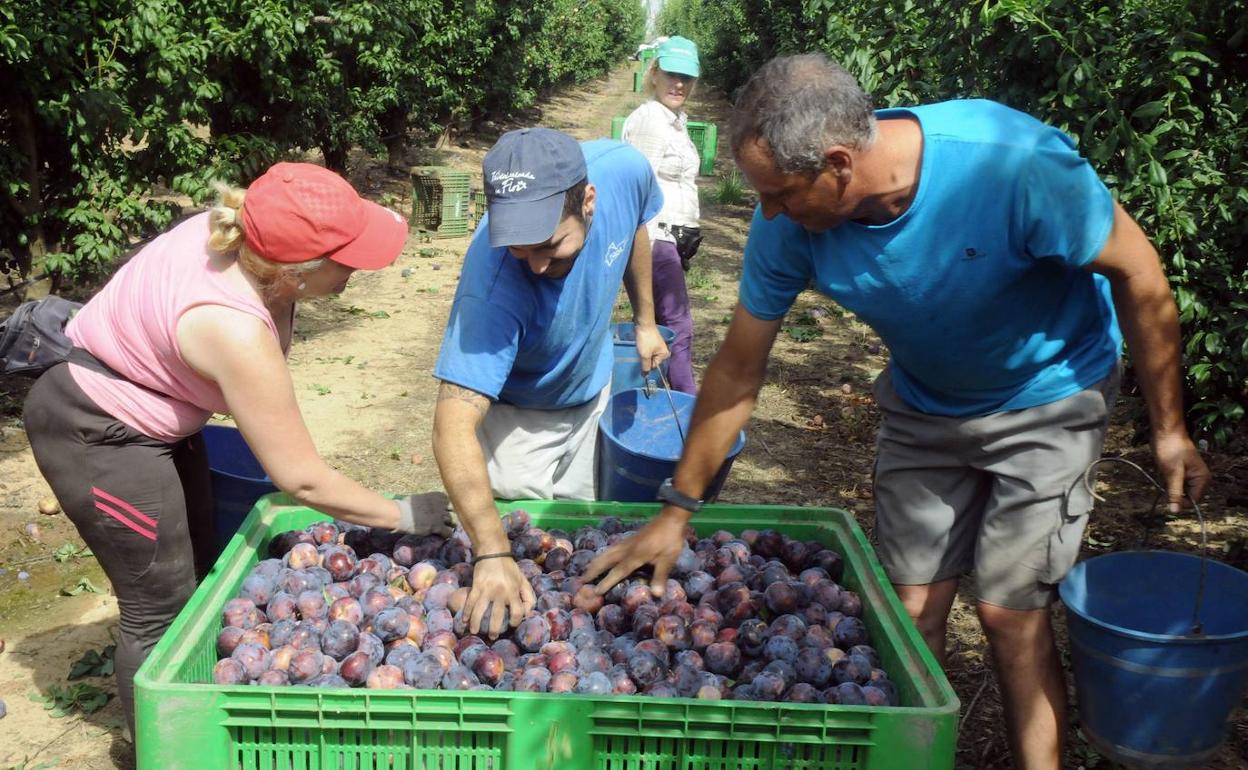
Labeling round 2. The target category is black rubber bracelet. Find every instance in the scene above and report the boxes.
[472,552,514,564]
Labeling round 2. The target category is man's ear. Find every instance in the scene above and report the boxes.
[582,184,597,219]
[824,147,854,180]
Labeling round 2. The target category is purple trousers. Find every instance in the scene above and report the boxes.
[651,238,696,393]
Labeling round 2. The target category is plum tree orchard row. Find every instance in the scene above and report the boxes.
[0,0,644,281]
[658,0,1247,445]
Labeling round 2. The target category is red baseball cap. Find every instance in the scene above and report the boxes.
[241,162,408,270]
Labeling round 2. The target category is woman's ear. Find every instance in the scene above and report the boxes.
[278,268,303,296]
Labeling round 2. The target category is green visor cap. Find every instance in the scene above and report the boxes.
[656,36,700,78]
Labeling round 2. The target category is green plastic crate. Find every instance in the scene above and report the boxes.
[633,70,645,93]
[614,116,714,176]
[470,189,487,230]
[134,497,958,770]
[687,121,718,176]
[410,166,471,239]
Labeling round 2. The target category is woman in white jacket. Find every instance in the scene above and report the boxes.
[622,36,703,393]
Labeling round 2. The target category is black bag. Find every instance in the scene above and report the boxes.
[0,296,83,377]
[668,225,703,271]
[0,295,144,389]
[1,213,206,381]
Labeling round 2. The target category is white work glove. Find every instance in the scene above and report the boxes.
[393,491,454,536]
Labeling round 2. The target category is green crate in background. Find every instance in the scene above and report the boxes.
[687,120,718,176]
[410,166,471,239]
[134,497,959,770]
[633,70,645,93]
[614,116,715,176]
[471,189,487,229]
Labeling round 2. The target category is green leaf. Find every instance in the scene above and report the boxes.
[68,644,116,679]
[52,542,92,562]
[1132,101,1167,121]
[61,577,106,596]
[1168,50,1215,65]
[1147,160,1167,187]
[785,326,822,343]
[34,682,112,717]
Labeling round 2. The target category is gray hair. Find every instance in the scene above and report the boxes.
[730,53,877,175]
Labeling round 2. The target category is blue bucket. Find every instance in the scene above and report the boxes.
[597,387,745,503]
[610,322,677,396]
[202,425,278,553]
[1059,550,1248,768]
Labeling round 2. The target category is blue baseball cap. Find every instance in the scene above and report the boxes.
[482,127,587,248]
[656,36,700,78]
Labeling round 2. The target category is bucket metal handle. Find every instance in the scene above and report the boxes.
[643,366,687,446]
[1081,456,1209,636]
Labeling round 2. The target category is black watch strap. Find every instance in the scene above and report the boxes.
[657,478,703,513]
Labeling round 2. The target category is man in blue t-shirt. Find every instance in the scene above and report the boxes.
[585,54,1209,767]
[432,127,667,638]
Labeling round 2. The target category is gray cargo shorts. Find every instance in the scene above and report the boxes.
[477,384,610,501]
[872,363,1121,610]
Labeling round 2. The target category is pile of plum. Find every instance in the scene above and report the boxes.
[212,512,899,706]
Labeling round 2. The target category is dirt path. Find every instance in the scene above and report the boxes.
[1,61,1245,769]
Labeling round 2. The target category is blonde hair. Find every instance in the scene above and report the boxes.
[207,181,325,298]
[643,60,698,103]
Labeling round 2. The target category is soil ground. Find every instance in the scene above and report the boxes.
[1,62,1245,770]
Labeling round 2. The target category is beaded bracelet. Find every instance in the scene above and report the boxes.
[472,552,514,564]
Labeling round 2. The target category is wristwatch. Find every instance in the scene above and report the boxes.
[656,478,703,513]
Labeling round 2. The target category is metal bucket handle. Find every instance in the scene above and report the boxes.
[642,366,687,447]
[1081,456,1209,636]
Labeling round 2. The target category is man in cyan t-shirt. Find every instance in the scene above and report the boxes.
[584,54,1210,768]
[432,127,667,638]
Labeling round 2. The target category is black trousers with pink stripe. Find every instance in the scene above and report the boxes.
[24,363,215,737]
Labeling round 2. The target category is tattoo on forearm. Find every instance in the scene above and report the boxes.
[438,382,490,414]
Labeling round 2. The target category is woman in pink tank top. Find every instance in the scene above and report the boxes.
[22,163,452,742]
